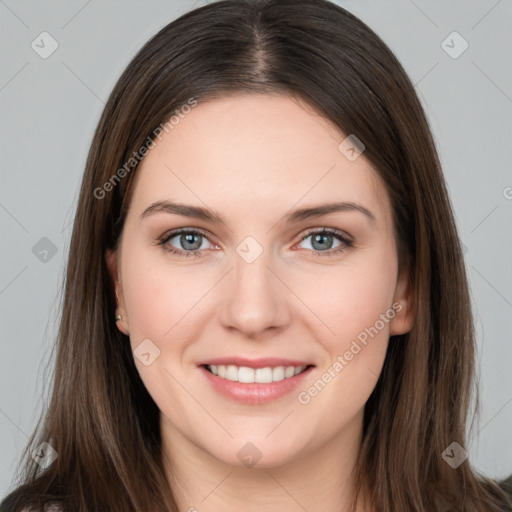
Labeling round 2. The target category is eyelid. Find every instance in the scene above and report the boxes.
[292,226,353,254]
[157,227,218,250]
[157,226,353,257]
[296,226,353,244]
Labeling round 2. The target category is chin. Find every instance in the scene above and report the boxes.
[204,435,308,470]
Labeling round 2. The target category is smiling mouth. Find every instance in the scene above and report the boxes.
[202,364,313,384]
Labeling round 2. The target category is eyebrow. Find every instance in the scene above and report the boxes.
[140,200,377,226]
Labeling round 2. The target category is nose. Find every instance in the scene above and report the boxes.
[219,247,291,337]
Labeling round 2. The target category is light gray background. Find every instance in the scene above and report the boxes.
[1,0,511,497]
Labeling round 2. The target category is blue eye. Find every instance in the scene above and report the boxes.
[157,227,353,258]
[296,227,353,256]
[158,229,213,258]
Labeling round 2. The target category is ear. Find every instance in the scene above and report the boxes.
[389,267,415,336]
[105,248,130,335]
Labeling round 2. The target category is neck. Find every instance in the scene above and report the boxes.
[160,410,369,512]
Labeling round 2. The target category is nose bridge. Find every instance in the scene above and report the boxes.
[220,238,290,335]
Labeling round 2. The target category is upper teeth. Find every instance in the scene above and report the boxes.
[208,365,307,383]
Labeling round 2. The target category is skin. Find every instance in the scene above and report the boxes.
[106,94,415,512]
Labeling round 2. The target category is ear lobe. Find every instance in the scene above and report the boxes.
[389,268,415,336]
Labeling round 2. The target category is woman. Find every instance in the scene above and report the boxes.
[2,0,511,510]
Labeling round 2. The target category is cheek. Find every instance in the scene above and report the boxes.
[120,254,212,420]
[290,245,397,412]
[295,261,395,431]
[292,247,398,346]
[122,250,209,338]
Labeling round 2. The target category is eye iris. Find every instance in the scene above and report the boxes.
[170,231,341,253]
[311,233,333,251]
[181,233,202,250]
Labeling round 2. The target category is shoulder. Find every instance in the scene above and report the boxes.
[497,474,512,509]
[498,473,512,490]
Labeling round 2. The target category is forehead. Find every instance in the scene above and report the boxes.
[126,94,392,228]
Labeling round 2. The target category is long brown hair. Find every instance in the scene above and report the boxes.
[2,1,510,510]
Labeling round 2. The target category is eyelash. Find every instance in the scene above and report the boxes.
[157,227,353,259]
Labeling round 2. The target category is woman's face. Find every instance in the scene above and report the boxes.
[107,94,414,469]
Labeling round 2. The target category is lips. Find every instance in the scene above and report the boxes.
[197,357,314,369]
[197,357,315,404]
